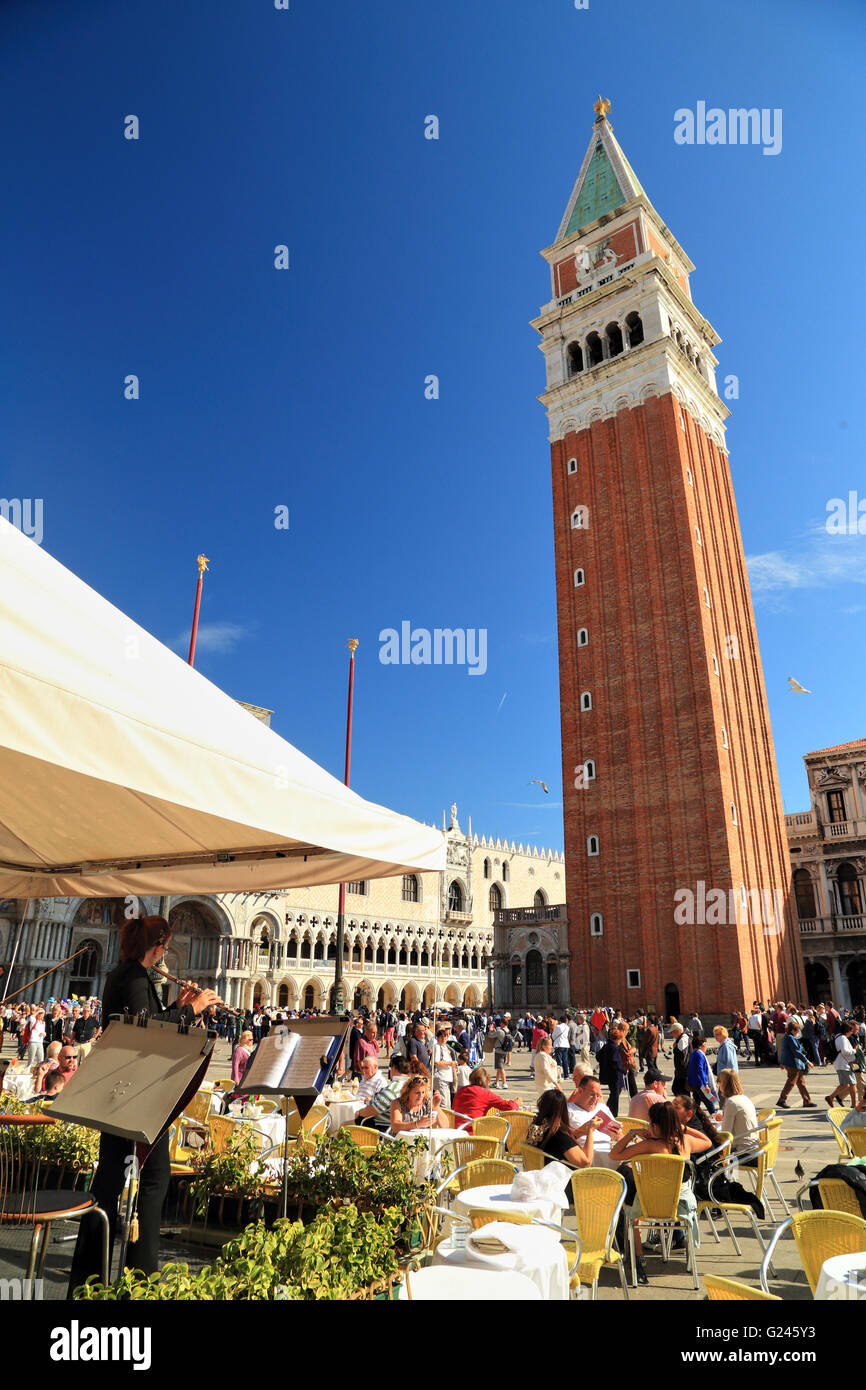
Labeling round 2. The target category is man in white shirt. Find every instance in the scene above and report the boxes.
[568,1074,622,1167]
[355,1056,386,1104]
[552,1017,571,1076]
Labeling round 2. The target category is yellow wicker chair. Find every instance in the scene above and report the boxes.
[629,1154,698,1290]
[474,1115,510,1152]
[617,1117,648,1137]
[453,1136,501,1168]
[343,1125,381,1154]
[703,1274,780,1301]
[207,1116,236,1155]
[301,1105,330,1136]
[757,1109,776,1123]
[520,1143,548,1172]
[435,1158,517,1197]
[569,1168,629,1300]
[826,1107,851,1156]
[468,1207,532,1230]
[505,1110,535,1155]
[212,1077,235,1092]
[185,1090,215,1125]
[440,1108,473,1130]
[814,1178,863,1219]
[843,1126,866,1159]
[760,1117,789,1219]
[252,1100,278,1115]
[760,1209,866,1295]
[697,1143,772,1260]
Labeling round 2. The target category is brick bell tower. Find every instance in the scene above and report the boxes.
[532,97,805,1016]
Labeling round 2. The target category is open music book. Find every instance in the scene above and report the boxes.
[235,1024,342,1096]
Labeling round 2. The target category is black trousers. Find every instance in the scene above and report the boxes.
[68,1129,170,1294]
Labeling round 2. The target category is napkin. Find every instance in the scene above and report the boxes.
[468,1222,528,1257]
[509,1164,570,1208]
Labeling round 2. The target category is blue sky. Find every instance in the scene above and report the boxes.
[1,0,863,853]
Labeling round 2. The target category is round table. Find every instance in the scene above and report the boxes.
[1,1068,36,1100]
[224,1111,285,1149]
[452,1183,563,1226]
[433,1220,570,1301]
[326,1098,365,1132]
[397,1265,540,1301]
[392,1127,467,1181]
[815,1252,866,1301]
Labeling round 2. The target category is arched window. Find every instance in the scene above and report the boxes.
[502,862,510,883]
[489,883,502,912]
[590,913,604,936]
[278,983,289,1007]
[567,457,578,474]
[606,321,623,358]
[375,943,385,965]
[327,938,336,960]
[398,943,407,966]
[401,874,419,903]
[704,588,711,608]
[409,946,419,967]
[571,505,589,530]
[837,863,862,917]
[626,312,644,347]
[313,938,324,960]
[586,331,604,367]
[587,834,600,856]
[448,881,464,912]
[584,759,596,781]
[451,950,459,969]
[793,869,816,921]
[363,941,374,964]
[567,342,583,376]
[721,727,728,749]
[534,889,547,908]
[461,950,469,970]
[420,947,429,968]
[483,858,491,879]
[526,949,543,1004]
[580,691,592,711]
[731,804,738,826]
[577,628,589,647]
[574,568,585,587]
[303,984,315,1011]
[351,939,362,964]
[387,943,396,965]
[300,937,311,960]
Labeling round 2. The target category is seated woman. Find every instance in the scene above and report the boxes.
[717,1068,759,1154]
[526,1089,600,1169]
[608,1100,712,1284]
[452,1065,521,1129]
[389,1075,448,1132]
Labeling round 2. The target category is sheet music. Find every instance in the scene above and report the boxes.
[291,1033,337,1089]
[242,1030,300,1090]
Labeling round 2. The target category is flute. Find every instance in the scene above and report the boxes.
[149,963,242,1016]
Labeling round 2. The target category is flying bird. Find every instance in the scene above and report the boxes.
[529,780,549,795]
[788,677,811,694]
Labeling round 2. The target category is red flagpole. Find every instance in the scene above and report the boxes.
[333,639,359,1018]
[187,554,209,667]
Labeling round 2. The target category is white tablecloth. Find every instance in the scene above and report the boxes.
[815,1252,866,1301]
[2,1069,36,1100]
[452,1184,560,1226]
[398,1265,540,1301]
[433,1220,569,1301]
[326,1098,365,1132]
[224,1112,286,1149]
[393,1127,465,1181]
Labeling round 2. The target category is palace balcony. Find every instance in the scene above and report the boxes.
[494,904,567,926]
[798,915,866,936]
[784,811,817,837]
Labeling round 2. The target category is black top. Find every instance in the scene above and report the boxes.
[542,1129,579,1164]
[101,960,195,1026]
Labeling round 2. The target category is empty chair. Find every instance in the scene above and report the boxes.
[703,1274,780,1301]
[760,1209,866,1296]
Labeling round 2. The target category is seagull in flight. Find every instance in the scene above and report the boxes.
[529,780,549,795]
[788,677,811,694]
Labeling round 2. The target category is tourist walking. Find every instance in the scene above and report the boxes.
[776,1020,815,1109]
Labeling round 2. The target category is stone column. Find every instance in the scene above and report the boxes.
[830,955,849,1009]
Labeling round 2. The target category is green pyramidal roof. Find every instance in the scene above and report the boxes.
[561,120,645,240]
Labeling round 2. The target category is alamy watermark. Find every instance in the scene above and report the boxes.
[0,1278,43,1300]
[379,622,487,676]
[674,103,782,156]
[826,492,866,535]
[674,881,785,936]
[0,498,43,545]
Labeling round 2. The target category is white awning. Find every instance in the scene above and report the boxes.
[0,518,445,897]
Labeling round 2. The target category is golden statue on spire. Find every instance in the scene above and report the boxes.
[593,94,611,121]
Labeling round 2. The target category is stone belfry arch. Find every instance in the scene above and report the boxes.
[532,97,804,1012]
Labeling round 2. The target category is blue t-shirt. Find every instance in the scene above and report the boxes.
[687,1049,710,1090]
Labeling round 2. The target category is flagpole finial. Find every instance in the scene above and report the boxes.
[593,94,611,122]
[197,554,210,575]
[347,638,359,654]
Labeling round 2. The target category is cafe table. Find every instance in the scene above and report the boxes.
[397,1265,540,1301]
[391,1127,466,1181]
[433,1219,570,1301]
[452,1183,563,1227]
[325,1097,366,1132]
[815,1251,866,1301]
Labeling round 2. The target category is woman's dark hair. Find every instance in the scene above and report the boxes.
[648,1101,684,1152]
[407,1054,430,1080]
[532,1089,579,1144]
[119,915,170,963]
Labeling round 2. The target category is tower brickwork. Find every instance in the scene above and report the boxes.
[532,103,805,1014]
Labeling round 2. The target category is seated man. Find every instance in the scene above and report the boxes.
[628,1066,667,1122]
[355,1054,410,1129]
[54,1043,79,1086]
[567,1074,622,1166]
[355,1056,385,1106]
